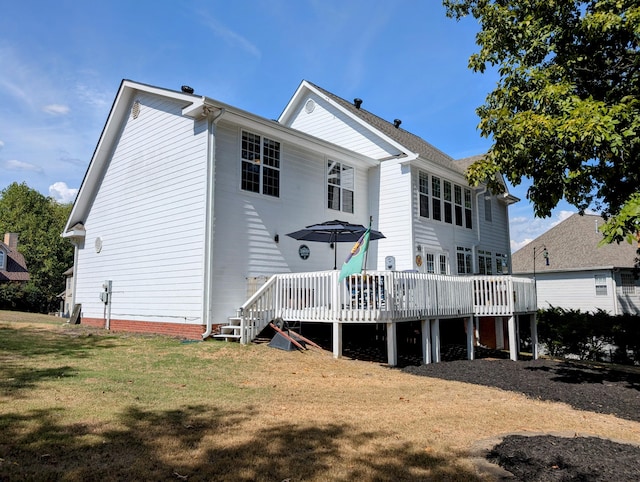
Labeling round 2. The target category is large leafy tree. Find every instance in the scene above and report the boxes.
[0,182,73,312]
[444,0,640,244]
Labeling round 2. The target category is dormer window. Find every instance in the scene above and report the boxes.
[0,249,5,270]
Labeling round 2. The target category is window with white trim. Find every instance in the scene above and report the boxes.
[444,181,453,224]
[419,171,429,218]
[454,185,463,226]
[327,160,354,213]
[595,275,607,296]
[439,253,449,275]
[464,188,473,228]
[457,246,472,274]
[241,131,280,197]
[621,273,636,295]
[478,250,493,275]
[0,249,5,270]
[422,250,449,274]
[484,196,492,222]
[418,170,472,229]
[496,253,509,274]
[432,176,442,221]
[425,253,435,273]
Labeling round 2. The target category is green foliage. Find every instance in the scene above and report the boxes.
[444,0,640,241]
[0,182,73,313]
[537,306,640,364]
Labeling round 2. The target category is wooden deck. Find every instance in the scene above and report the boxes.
[229,270,537,365]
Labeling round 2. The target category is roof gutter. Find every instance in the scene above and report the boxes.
[201,106,226,340]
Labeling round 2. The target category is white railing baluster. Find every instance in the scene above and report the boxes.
[234,270,536,343]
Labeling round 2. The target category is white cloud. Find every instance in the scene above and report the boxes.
[43,104,70,115]
[5,159,43,172]
[49,181,78,203]
[197,11,261,58]
[511,238,533,252]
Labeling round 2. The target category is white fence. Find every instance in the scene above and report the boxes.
[239,271,536,343]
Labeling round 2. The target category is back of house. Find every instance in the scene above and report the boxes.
[63,80,518,339]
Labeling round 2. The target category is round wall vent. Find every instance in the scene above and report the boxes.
[304,99,316,114]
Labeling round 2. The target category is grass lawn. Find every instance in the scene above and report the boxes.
[1,310,639,481]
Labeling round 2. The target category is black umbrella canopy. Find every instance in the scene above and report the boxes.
[286,220,385,269]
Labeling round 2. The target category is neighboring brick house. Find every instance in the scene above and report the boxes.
[0,233,30,283]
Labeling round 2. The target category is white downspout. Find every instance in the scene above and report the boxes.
[473,186,487,273]
[201,107,226,339]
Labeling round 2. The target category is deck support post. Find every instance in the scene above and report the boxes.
[530,313,539,360]
[421,319,432,364]
[508,315,518,361]
[332,322,342,359]
[495,317,505,349]
[431,319,441,363]
[466,317,475,360]
[386,322,397,367]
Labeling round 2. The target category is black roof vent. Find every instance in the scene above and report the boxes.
[353,98,363,109]
[393,119,402,128]
[181,85,194,94]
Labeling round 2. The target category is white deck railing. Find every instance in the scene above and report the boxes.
[239,270,536,343]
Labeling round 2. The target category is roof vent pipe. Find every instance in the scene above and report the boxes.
[354,98,363,109]
[394,119,402,128]
[181,85,195,94]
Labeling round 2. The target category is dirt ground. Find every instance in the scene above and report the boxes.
[403,358,640,481]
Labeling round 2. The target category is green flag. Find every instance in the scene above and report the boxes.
[338,227,370,282]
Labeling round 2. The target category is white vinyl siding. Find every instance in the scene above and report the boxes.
[74,92,208,325]
[533,270,617,313]
[285,93,401,159]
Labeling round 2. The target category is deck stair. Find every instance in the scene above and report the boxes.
[213,316,242,341]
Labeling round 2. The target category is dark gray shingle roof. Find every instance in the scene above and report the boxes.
[0,242,30,282]
[512,213,639,273]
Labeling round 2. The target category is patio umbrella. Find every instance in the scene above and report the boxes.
[286,219,385,269]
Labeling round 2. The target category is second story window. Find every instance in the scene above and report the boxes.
[419,171,472,229]
[0,250,5,270]
[419,171,429,218]
[464,188,473,229]
[241,131,280,197]
[432,176,442,221]
[327,161,354,213]
[444,181,453,224]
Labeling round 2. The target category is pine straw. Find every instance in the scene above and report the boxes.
[1,312,639,481]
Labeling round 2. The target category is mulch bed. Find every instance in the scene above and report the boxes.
[403,358,640,481]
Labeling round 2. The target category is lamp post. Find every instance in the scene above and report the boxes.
[532,245,549,280]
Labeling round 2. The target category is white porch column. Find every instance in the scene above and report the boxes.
[431,319,441,363]
[508,315,518,361]
[530,313,539,360]
[421,319,432,364]
[386,322,398,367]
[332,322,342,359]
[466,317,475,360]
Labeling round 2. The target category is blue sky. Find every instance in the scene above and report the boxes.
[0,0,576,251]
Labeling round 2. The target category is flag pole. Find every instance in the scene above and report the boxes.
[363,216,372,276]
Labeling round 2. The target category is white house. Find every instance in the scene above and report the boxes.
[63,79,535,365]
[512,213,640,314]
